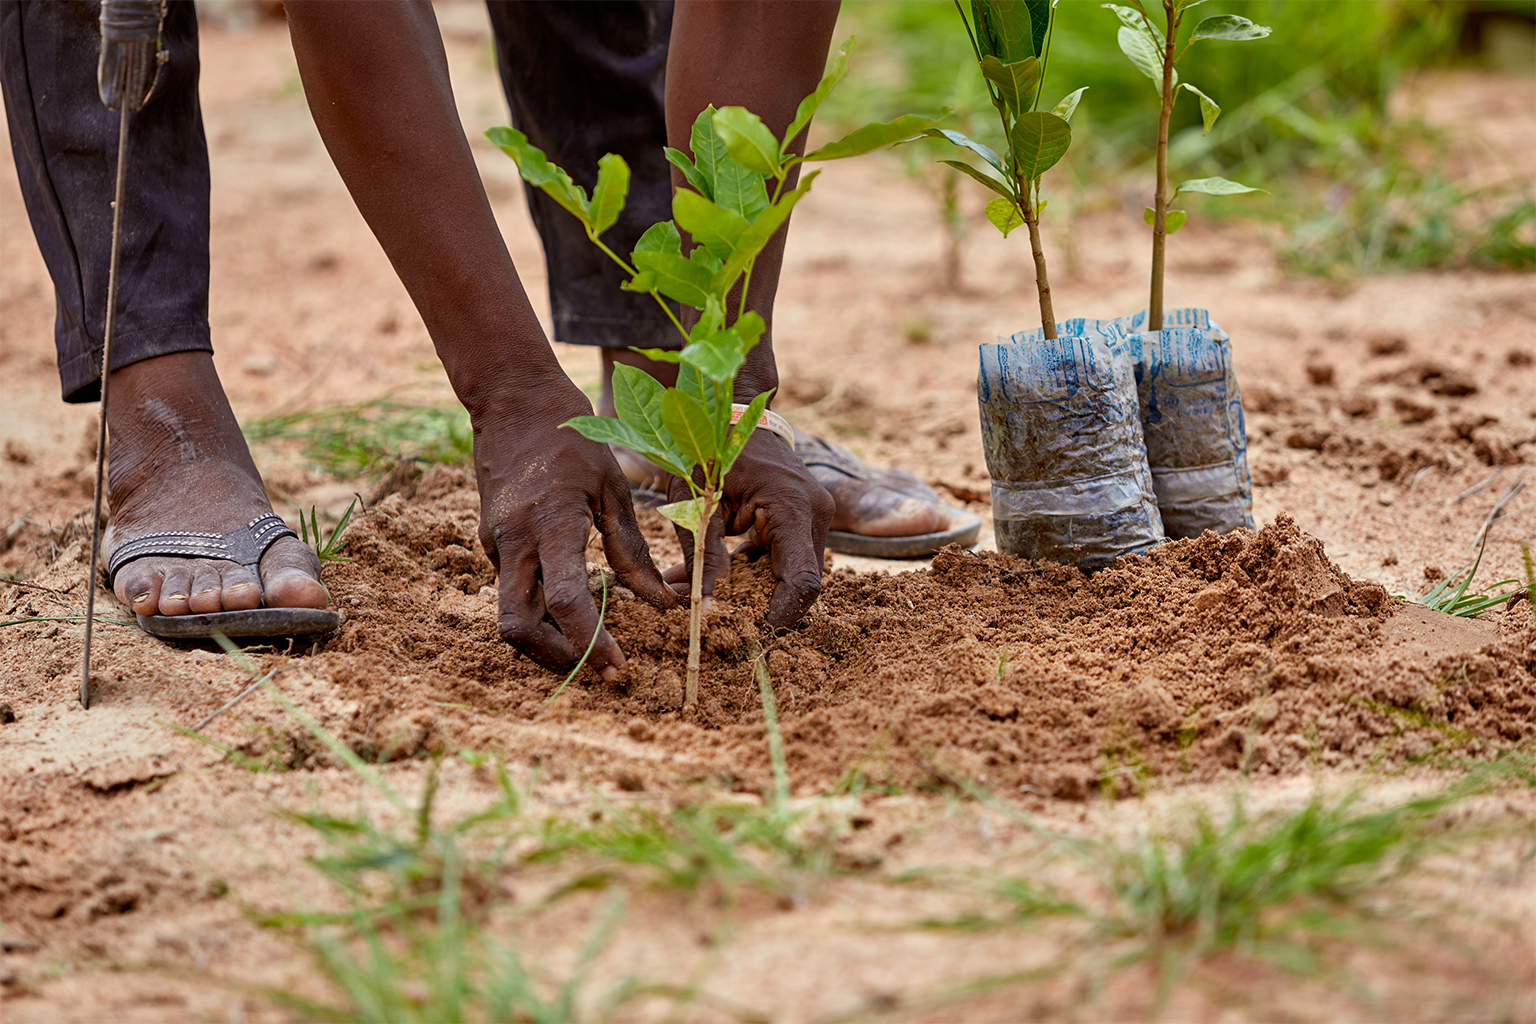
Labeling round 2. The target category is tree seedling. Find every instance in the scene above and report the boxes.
[1103,0,1271,330]
[490,40,939,706]
[917,0,1087,340]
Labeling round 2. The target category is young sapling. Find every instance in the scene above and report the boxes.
[918,0,1087,339]
[1103,0,1271,330]
[490,40,938,706]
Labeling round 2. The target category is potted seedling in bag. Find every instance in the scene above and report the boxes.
[922,0,1163,569]
[490,41,939,706]
[1079,0,1271,538]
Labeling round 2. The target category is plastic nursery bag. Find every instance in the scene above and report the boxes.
[1010,309,1254,539]
[978,331,1165,570]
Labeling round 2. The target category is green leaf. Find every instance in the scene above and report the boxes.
[1025,0,1051,59]
[915,128,1003,171]
[561,415,643,451]
[1190,14,1272,42]
[1008,111,1072,182]
[972,0,1034,64]
[633,220,682,257]
[1103,3,1164,45]
[691,107,769,221]
[1175,176,1267,196]
[1115,24,1171,87]
[683,325,747,385]
[980,55,1042,118]
[1180,83,1220,135]
[1143,206,1188,233]
[985,197,1025,237]
[632,251,714,308]
[568,407,690,481]
[690,106,727,196]
[1052,87,1089,124]
[661,390,718,466]
[672,189,749,261]
[629,346,684,364]
[588,153,630,238]
[712,107,783,178]
[940,159,1015,200]
[663,146,711,199]
[657,497,706,535]
[720,389,775,475]
[803,115,944,162]
[485,127,590,227]
[622,270,659,296]
[675,363,709,406]
[784,38,852,152]
[712,171,819,296]
[611,363,672,454]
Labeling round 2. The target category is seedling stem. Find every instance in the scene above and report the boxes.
[1150,1,1179,331]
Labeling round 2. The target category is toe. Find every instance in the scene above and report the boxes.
[187,563,227,614]
[258,537,330,609]
[217,563,263,612]
[156,564,194,616]
[113,561,165,617]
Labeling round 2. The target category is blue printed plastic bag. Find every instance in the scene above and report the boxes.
[978,332,1165,569]
[1003,309,1253,538]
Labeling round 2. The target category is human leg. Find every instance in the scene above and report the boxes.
[0,0,326,616]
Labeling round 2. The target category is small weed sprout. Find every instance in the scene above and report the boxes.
[1404,532,1521,618]
[298,496,359,564]
[1103,0,1271,329]
[919,1,1088,339]
[492,39,939,705]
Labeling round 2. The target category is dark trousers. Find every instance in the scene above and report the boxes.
[0,0,676,404]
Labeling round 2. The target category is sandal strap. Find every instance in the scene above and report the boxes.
[792,428,872,480]
[106,513,297,585]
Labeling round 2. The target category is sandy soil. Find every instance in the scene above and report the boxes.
[2,6,1534,1022]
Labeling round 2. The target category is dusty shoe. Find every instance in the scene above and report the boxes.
[792,429,980,558]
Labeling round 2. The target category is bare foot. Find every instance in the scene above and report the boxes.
[102,352,329,617]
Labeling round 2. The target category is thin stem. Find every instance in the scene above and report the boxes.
[1149,0,1180,333]
[589,234,692,347]
[954,0,985,65]
[649,291,691,346]
[1034,3,1058,111]
[684,491,715,707]
[1020,178,1057,339]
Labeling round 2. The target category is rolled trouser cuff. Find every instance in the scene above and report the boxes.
[59,319,211,403]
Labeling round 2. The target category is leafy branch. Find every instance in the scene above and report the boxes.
[1103,0,1271,329]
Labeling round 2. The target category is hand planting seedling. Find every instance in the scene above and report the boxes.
[919,0,1087,339]
[491,40,938,706]
[1103,0,1271,330]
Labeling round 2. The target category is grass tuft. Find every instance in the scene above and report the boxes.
[244,395,472,478]
[300,497,359,563]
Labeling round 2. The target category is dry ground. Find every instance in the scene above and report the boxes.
[2,5,1534,1021]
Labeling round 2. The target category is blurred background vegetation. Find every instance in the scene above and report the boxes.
[822,0,1535,281]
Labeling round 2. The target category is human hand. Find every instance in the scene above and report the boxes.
[663,426,832,627]
[97,0,165,111]
[472,377,678,678]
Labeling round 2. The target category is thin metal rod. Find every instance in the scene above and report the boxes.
[191,668,279,734]
[82,101,132,710]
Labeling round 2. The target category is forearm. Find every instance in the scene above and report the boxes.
[665,0,840,402]
[283,0,566,416]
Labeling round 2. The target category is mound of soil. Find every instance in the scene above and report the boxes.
[17,465,1509,802]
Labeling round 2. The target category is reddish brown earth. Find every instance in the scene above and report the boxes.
[1,7,1533,1022]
